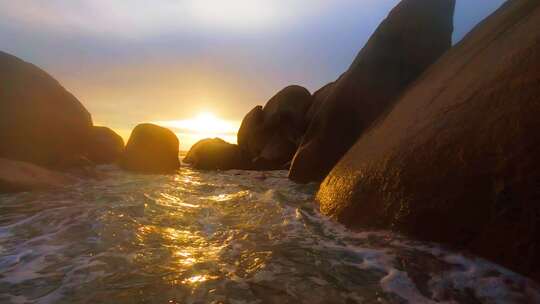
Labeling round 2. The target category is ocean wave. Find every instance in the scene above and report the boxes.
[0,166,538,303]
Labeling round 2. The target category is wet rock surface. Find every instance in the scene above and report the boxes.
[0,158,76,193]
[317,0,540,281]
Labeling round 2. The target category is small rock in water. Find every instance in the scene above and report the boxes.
[120,123,181,174]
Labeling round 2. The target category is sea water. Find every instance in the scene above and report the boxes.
[0,166,539,304]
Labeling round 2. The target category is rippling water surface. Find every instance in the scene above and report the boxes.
[0,166,539,304]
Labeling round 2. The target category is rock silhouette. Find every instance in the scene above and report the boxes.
[120,123,180,173]
[0,51,92,167]
[238,85,312,169]
[237,105,265,159]
[289,0,456,183]
[86,126,125,164]
[305,83,334,125]
[317,0,540,281]
[184,138,251,170]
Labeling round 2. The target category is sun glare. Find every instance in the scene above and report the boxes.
[171,112,238,135]
[155,112,240,151]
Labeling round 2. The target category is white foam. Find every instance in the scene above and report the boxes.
[381,269,438,304]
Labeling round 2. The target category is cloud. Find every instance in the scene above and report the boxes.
[0,0,376,39]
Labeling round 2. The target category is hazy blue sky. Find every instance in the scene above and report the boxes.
[0,0,506,146]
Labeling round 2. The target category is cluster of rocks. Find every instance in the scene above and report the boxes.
[0,51,181,191]
[184,85,313,170]
[186,0,455,180]
[290,0,456,183]
[2,0,539,282]
[184,0,540,281]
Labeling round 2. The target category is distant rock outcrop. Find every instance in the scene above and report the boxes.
[0,51,93,167]
[238,85,312,169]
[86,126,125,164]
[317,0,540,281]
[289,0,456,183]
[184,138,252,170]
[120,123,180,173]
[0,158,76,193]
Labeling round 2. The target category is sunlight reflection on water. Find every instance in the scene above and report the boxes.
[0,166,539,303]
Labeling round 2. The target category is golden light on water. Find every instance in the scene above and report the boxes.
[155,112,241,151]
[135,223,224,286]
[181,274,217,285]
[131,190,275,289]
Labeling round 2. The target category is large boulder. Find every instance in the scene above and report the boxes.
[120,123,180,173]
[237,105,265,158]
[305,82,334,125]
[0,51,93,167]
[261,85,312,145]
[238,85,312,169]
[0,158,76,193]
[184,138,251,170]
[86,126,124,164]
[289,0,456,183]
[317,0,540,280]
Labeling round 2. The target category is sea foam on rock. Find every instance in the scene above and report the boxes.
[317,0,540,281]
[120,123,180,174]
[289,0,456,183]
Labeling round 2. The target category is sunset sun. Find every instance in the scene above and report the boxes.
[188,112,235,134]
[156,112,240,150]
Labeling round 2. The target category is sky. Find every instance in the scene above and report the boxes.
[0,0,506,149]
